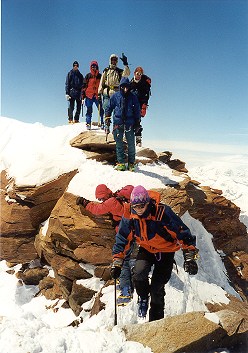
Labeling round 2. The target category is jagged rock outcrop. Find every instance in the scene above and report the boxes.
[34,191,115,314]
[1,135,248,318]
[69,131,187,170]
[0,169,77,263]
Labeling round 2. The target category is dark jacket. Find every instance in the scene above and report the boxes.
[130,74,151,106]
[65,69,84,99]
[105,77,140,128]
[113,191,196,260]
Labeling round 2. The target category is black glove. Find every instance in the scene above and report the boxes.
[120,53,128,66]
[110,266,121,279]
[97,94,102,103]
[183,249,199,275]
[184,260,198,275]
[76,197,90,208]
[110,259,123,279]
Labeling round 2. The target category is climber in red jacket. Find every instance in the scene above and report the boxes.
[76,184,135,305]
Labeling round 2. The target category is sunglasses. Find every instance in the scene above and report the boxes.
[135,72,142,76]
[111,58,117,61]
[132,203,147,210]
[73,64,79,67]
[91,65,97,68]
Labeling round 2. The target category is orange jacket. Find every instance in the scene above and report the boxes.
[113,191,196,260]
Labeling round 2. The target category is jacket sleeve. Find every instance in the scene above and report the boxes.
[98,71,106,94]
[81,75,88,98]
[86,198,120,216]
[65,72,70,94]
[112,217,134,260]
[122,65,130,77]
[142,76,151,105]
[164,206,196,249]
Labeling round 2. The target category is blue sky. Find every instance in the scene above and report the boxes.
[1,0,248,152]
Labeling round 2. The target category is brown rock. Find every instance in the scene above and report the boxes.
[124,310,247,353]
[16,267,49,285]
[69,282,96,316]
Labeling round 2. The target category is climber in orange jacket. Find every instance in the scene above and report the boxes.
[110,185,199,321]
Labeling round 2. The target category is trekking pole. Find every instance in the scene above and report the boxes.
[81,100,84,118]
[98,102,101,127]
[105,126,110,143]
[114,278,117,326]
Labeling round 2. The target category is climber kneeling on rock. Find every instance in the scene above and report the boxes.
[76,184,136,306]
[110,185,199,322]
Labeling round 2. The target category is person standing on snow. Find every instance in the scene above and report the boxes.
[82,61,104,130]
[76,184,135,305]
[111,185,199,322]
[65,61,84,124]
[130,67,151,147]
[104,77,141,172]
[98,53,130,113]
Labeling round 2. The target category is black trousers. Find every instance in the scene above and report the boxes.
[68,97,81,121]
[133,247,175,321]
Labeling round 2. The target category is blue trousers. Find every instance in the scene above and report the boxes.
[119,257,136,290]
[85,96,104,125]
[113,125,136,164]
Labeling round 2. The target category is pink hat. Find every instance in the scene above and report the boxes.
[130,185,150,205]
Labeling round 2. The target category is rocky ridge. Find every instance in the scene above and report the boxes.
[1,130,248,352]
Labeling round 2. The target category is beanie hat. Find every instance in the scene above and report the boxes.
[73,61,79,67]
[134,66,144,74]
[130,185,150,205]
[95,184,113,199]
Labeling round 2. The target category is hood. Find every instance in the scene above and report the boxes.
[109,54,118,69]
[119,77,130,88]
[95,184,113,200]
[90,60,99,75]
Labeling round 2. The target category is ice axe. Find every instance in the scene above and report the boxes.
[114,278,117,326]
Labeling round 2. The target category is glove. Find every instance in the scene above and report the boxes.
[110,259,123,279]
[183,249,199,275]
[97,94,102,103]
[184,260,198,275]
[120,52,128,66]
[141,104,147,117]
[65,94,71,101]
[76,197,90,208]
[105,117,111,126]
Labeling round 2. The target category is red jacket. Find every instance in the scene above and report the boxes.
[86,197,123,228]
[82,61,102,99]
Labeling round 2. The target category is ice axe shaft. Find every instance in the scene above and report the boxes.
[114,278,117,326]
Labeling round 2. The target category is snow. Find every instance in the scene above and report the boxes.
[0,116,247,353]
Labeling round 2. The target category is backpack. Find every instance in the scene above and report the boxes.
[114,185,134,204]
